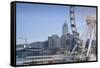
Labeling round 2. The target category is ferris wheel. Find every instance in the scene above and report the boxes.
[69,6,96,61]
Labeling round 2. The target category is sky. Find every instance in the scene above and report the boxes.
[16,3,96,44]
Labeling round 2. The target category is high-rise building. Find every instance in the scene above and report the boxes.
[66,33,74,51]
[48,37,53,48]
[48,35,60,49]
[61,21,68,48]
[52,35,60,48]
[60,21,69,55]
[62,21,68,35]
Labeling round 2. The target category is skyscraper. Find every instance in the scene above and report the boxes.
[61,21,68,48]
[62,21,68,35]
[60,21,69,55]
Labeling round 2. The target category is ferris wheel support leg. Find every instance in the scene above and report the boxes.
[80,27,89,59]
[82,27,89,51]
[86,28,95,57]
[71,44,77,55]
